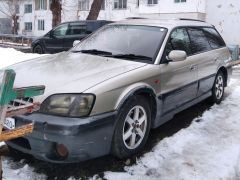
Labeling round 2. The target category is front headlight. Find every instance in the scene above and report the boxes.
[40,94,95,117]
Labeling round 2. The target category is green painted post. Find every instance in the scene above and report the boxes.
[0,69,45,180]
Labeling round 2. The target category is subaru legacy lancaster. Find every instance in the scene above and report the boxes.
[3,19,232,163]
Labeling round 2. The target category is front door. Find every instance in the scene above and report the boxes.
[43,23,69,53]
[159,28,198,114]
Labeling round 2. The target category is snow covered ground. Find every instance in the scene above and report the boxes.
[0,48,44,69]
[0,47,240,180]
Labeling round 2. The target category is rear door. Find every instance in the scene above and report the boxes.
[159,28,198,114]
[187,27,225,96]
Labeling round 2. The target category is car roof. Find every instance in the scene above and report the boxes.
[112,18,213,29]
[60,20,113,25]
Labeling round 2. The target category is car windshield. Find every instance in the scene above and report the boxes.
[71,24,167,63]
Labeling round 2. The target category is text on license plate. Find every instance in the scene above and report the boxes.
[4,117,16,130]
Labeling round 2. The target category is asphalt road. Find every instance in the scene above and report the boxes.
[4,66,240,180]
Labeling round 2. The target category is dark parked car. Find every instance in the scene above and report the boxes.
[31,20,112,54]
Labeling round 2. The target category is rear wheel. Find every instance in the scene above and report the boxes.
[111,96,151,159]
[33,44,44,54]
[211,71,225,104]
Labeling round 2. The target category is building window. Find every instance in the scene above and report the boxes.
[40,0,46,9]
[17,23,19,30]
[114,0,127,9]
[24,22,32,31]
[15,5,20,14]
[35,0,47,10]
[38,20,45,30]
[78,0,90,11]
[101,0,105,10]
[174,0,186,3]
[148,0,158,5]
[24,4,32,13]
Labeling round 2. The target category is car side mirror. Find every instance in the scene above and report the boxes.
[73,40,81,47]
[167,50,187,62]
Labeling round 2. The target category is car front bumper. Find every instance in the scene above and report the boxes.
[6,111,117,163]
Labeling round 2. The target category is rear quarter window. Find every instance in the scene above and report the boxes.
[187,28,212,54]
[202,27,226,49]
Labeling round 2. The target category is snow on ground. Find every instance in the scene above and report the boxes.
[0,48,240,179]
[0,48,43,69]
[105,66,240,180]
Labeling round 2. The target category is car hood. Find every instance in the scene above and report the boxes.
[3,52,147,102]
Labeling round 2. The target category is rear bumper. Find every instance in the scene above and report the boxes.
[6,111,117,163]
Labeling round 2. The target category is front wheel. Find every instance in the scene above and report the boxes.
[111,96,151,159]
[33,44,44,54]
[211,71,225,104]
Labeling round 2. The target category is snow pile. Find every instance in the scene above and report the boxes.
[0,48,42,69]
[2,158,46,180]
[105,67,240,180]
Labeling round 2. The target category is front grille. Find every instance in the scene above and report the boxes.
[10,137,31,150]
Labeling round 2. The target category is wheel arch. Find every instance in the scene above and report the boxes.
[115,84,158,128]
[217,66,228,87]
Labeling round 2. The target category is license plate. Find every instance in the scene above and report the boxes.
[4,117,16,130]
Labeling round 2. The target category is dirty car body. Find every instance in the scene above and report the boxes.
[4,19,232,163]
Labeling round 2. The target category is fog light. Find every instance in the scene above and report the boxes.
[56,144,68,157]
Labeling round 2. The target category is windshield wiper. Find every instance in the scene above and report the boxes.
[105,54,152,61]
[72,49,113,56]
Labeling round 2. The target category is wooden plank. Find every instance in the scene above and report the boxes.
[0,123,34,141]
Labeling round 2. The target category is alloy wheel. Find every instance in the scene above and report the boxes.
[122,105,147,150]
[215,75,224,99]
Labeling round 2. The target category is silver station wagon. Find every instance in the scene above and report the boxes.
[4,19,232,163]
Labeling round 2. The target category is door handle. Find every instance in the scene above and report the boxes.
[190,65,197,71]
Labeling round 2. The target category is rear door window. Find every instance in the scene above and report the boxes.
[67,23,87,35]
[187,28,212,54]
[202,27,226,49]
[166,28,192,56]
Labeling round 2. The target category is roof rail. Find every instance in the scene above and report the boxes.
[179,18,205,22]
[126,17,148,20]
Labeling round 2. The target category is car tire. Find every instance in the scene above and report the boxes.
[211,71,225,104]
[111,95,151,159]
[33,44,44,54]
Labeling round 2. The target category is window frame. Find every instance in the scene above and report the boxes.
[202,27,226,50]
[160,27,192,64]
[38,19,45,31]
[24,22,32,31]
[101,0,105,10]
[78,0,90,11]
[113,0,127,9]
[187,27,213,55]
[24,4,32,13]
[160,26,226,64]
[39,0,46,10]
[66,23,87,36]
[174,0,186,3]
[147,0,158,5]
